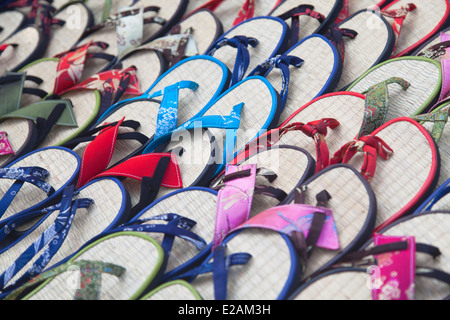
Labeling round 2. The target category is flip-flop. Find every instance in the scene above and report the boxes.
[162,164,375,299]
[206,16,289,87]
[333,9,395,90]
[346,56,442,120]
[142,75,281,176]
[381,0,450,58]
[291,211,450,300]
[0,25,46,76]
[0,176,131,295]
[248,33,342,126]
[0,146,81,226]
[330,117,440,232]
[4,231,166,300]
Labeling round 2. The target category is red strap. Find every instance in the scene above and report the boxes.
[90,153,183,188]
[195,0,223,13]
[381,3,417,54]
[330,135,394,182]
[76,116,183,188]
[233,0,255,26]
[0,43,15,55]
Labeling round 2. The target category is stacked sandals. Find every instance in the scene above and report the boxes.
[0,0,449,301]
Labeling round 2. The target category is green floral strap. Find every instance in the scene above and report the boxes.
[359,77,410,138]
[412,107,449,144]
[5,260,125,300]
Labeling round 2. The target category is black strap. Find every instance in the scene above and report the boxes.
[34,103,66,147]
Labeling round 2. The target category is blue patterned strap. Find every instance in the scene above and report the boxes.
[208,36,259,86]
[0,185,94,292]
[0,167,55,220]
[113,213,207,253]
[249,54,304,111]
[170,244,252,300]
[148,81,199,139]
[143,103,244,167]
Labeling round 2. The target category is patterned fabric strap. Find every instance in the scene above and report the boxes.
[277,5,326,46]
[381,3,417,56]
[330,135,394,182]
[212,164,258,250]
[192,0,255,26]
[4,260,125,300]
[359,77,411,138]
[0,185,94,292]
[149,81,199,139]
[324,23,358,62]
[208,36,259,86]
[412,107,449,144]
[0,132,13,156]
[0,166,55,219]
[249,54,304,111]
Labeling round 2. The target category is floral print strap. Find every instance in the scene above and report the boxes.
[412,107,449,143]
[5,260,125,300]
[330,135,394,182]
[381,3,417,56]
[0,132,14,156]
[359,77,410,138]
[372,235,416,300]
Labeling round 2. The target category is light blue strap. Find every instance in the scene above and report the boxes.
[149,81,199,139]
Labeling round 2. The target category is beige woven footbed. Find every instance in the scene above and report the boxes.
[288,166,373,280]
[26,232,164,300]
[0,26,41,76]
[335,10,391,90]
[348,58,441,119]
[202,77,276,168]
[0,148,79,220]
[276,93,367,165]
[347,0,383,16]
[346,119,435,230]
[212,17,285,81]
[0,121,33,168]
[43,3,92,59]
[270,0,336,39]
[267,36,336,126]
[0,178,127,289]
[0,10,24,43]
[384,0,449,56]
[295,212,450,300]
[144,280,200,300]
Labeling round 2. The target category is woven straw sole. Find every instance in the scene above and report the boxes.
[268,35,338,126]
[211,17,287,81]
[192,228,295,300]
[336,9,393,90]
[24,232,164,300]
[275,92,367,165]
[37,90,101,148]
[143,280,201,300]
[384,0,450,57]
[287,165,376,280]
[347,57,442,119]
[347,0,385,16]
[347,118,438,231]
[43,3,92,58]
[0,10,25,43]
[0,147,80,221]
[270,0,339,38]
[0,177,128,288]
[0,120,33,168]
[0,26,43,75]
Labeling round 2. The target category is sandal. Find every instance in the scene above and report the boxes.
[0,8,26,43]
[291,210,450,300]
